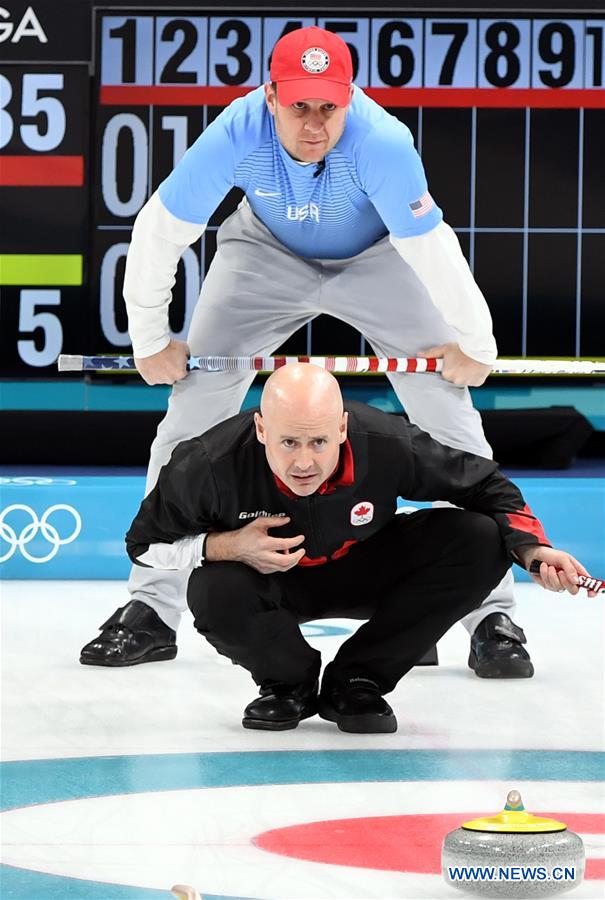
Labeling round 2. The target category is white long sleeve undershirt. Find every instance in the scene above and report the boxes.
[123,192,206,358]
[390,221,498,366]
[136,532,207,570]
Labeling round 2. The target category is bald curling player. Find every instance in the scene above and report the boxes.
[82,26,532,675]
[126,365,594,734]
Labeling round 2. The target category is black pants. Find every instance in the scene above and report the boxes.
[187,509,511,694]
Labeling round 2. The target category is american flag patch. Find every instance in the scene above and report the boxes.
[409,191,434,218]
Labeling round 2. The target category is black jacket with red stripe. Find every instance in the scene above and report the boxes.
[126,401,550,568]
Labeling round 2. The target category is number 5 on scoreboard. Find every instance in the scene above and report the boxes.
[17,290,63,368]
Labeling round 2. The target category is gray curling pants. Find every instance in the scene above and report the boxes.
[128,199,515,634]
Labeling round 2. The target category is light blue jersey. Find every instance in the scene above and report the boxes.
[159,86,442,260]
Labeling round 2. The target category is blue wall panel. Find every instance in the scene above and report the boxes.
[1,473,602,581]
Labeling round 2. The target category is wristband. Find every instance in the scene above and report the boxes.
[199,533,208,565]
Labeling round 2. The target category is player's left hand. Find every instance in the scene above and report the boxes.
[418,342,492,386]
[516,545,598,597]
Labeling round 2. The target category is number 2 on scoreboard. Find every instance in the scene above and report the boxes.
[103,16,208,86]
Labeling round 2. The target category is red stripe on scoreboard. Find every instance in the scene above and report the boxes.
[367,88,605,109]
[99,86,605,110]
[100,85,255,106]
[0,156,84,186]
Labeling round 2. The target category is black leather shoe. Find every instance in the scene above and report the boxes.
[242,680,318,731]
[318,675,397,733]
[79,600,177,667]
[469,612,534,678]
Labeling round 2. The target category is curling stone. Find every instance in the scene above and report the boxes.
[442,790,585,897]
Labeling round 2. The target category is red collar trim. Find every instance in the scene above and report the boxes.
[273,439,355,498]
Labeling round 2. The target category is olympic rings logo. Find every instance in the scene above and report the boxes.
[0,504,82,564]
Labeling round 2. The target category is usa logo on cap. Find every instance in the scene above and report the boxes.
[301,47,330,73]
[350,501,374,526]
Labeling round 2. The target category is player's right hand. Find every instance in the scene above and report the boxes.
[134,338,190,385]
[230,516,306,574]
[518,545,599,597]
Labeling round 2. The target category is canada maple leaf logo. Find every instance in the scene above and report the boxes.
[350,501,374,525]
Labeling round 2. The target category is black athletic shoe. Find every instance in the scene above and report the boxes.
[469,612,534,678]
[242,680,319,731]
[318,674,397,734]
[79,600,177,667]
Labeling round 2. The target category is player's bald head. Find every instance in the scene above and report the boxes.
[260,363,343,421]
[255,364,347,496]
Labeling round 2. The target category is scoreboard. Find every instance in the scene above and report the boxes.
[1,4,604,379]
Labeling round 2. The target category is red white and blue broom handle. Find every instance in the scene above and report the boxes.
[57,355,605,376]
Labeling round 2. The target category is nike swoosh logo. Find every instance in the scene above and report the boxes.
[254,188,281,197]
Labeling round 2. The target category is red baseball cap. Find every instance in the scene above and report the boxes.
[270,26,353,107]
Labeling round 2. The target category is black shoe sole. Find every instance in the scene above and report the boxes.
[241,706,317,731]
[468,649,534,679]
[242,716,301,731]
[79,645,178,667]
[318,697,397,734]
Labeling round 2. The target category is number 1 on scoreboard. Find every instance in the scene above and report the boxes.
[101,16,153,86]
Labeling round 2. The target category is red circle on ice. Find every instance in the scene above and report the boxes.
[254,812,604,880]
